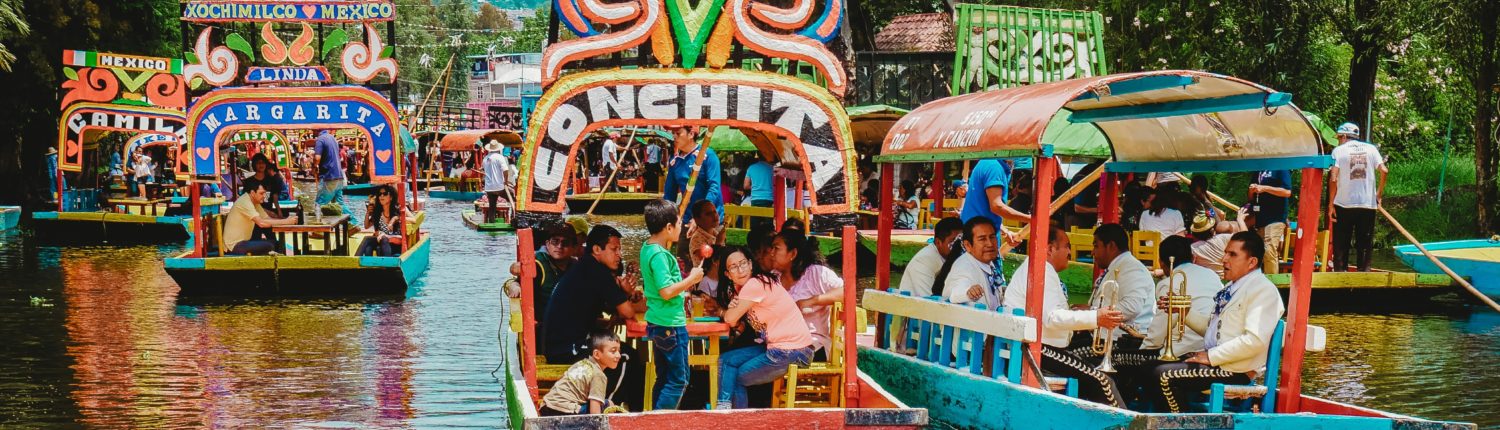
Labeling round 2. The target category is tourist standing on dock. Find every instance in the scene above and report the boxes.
[1328,122,1387,272]
[312,129,347,213]
[663,126,722,223]
[601,132,620,191]
[1149,231,1284,413]
[1248,169,1291,273]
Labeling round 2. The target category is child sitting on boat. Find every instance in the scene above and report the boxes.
[539,332,623,416]
[639,198,704,410]
[682,199,725,268]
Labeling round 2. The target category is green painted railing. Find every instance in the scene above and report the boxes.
[950,4,1108,95]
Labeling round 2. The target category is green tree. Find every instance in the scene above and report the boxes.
[477,3,513,31]
[0,0,30,72]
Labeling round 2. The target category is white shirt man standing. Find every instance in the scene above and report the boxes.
[482,140,512,224]
[1327,122,1387,272]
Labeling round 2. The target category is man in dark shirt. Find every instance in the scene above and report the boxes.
[1249,170,1292,274]
[1069,161,1104,229]
[312,129,347,213]
[544,225,639,363]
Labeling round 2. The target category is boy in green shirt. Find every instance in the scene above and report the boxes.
[640,198,704,409]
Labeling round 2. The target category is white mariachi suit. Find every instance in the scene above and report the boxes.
[1151,269,1285,412]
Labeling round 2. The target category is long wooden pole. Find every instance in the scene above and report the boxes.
[1379,206,1500,312]
[1014,164,1102,241]
[586,129,639,216]
[1022,156,1058,388]
[675,128,716,221]
[841,225,859,406]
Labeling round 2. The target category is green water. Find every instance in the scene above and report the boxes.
[0,203,1495,428]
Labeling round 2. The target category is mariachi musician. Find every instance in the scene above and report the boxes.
[1149,231,1285,412]
[1109,236,1219,402]
[1005,224,1127,408]
[1074,224,1156,357]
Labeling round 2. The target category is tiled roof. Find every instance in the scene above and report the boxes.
[874,13,954,52]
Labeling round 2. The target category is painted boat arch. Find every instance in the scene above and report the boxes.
[123,133,193,181]
[225,129,295,170]
[512,68,859,228]
[57,103,187,173]
[185,86,402,184]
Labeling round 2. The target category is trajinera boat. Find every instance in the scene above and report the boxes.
[861,68,1475,428]
[497,0,927,426]
[162,10,428,296]
[1395,238,1500,298]
[434,129,524,232]
[35,50,215,245]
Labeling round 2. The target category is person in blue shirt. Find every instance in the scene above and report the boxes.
[959,158,1029,228]
[743,159,774,208]
[312,129,347,213]
[662,126,722,224]
[46,147,64,202]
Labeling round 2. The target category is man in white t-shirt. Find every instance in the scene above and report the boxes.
[601,132,620,191]
[943,217,1018,310]
[899,217,964,297]
[1327,122,1387,272]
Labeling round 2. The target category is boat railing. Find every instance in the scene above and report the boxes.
[864,289,1042,386]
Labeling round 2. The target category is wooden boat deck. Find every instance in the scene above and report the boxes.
[563,192,659,214]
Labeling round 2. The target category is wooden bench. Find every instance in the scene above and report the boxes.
[722,204,805,229]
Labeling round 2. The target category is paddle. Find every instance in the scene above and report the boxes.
[585,129,639,218]
[1378,206,1500,312]
[676,127,716,222]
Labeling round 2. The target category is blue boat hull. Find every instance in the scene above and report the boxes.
[1393,239,1500,298]
[0,206,19,231]
[858,346,1470,429]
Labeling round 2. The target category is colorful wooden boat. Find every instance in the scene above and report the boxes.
[1395,239,1500,298]
[427,128,523,203]
[159,5,429,296]
[0,206,18,231]
[862,65,1476,428]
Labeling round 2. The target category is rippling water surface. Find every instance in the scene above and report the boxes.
[0,201,1496,428]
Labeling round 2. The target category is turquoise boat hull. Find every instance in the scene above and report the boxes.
[1393,239,1500,298]
[164,235,431,296]
[0,206,19,231]
[859,346,1472,429]
[429,189,484,201]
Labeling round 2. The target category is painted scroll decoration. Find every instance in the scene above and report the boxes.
[341,23,398,83]
[957,27,1100,93]
[261,22,318,66]
[184,28,240,87]
[544,0,661,86]
[61,50,187,110]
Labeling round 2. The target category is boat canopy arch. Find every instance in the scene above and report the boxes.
[438,128,523,152]
[879,70,1329,171]
[224,130,295,169]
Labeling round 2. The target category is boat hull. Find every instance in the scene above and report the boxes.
[0,206,19,231]
[1394,240,1500,297]
[564,193,658,215]
[429,190,484,201]
[462,210,514,232]
[858,346,1472,430]
[31,212,191,245]
[164,235,430,296]
[343,183,378,195]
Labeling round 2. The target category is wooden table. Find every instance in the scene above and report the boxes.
[272,214,350,255]
[624,317,732,410]
[108,198,170,216]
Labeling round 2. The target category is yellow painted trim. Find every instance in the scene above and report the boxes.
[276,255,363,269]
[203,256,276,270]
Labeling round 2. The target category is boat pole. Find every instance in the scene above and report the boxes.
[674,127,716,221]
[585,129,638,217]
[517,228,540,403]
[1023,156,1058,388]
[1277,167,1325,413]
[841,225,860,407]
[1379,206,1500,312]
[1099,171,1119,224]
[932,162,946,221]
[874,163,895,291]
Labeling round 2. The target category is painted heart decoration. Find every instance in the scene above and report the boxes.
[65,140,81,157]
[197,146,212,160]
[301,5,317,19]
[375,149,391,163]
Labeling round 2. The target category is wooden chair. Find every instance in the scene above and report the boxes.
[1131,230,1163,269]
[916,198,934,229]
[1068,231,1094,263]
[773,302,846,408]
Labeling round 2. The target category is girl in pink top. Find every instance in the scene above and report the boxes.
[716,246,814,409]
[770,230,844,356]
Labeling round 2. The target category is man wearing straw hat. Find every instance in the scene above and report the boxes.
[1327,122,1387,272]
[482,139,513,224]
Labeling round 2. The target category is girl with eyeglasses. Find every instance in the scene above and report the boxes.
[714,245,814,409]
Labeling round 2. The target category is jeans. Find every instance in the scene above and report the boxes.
[356,235,392,256]
[647,324,690,409]
[230,240,277,256]
[717,344,813,408]
[316,177,347,213]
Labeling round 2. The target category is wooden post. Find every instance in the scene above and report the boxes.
[841,225,859,407]
[190,182,203,258]
[772,171,787,228]
[1277,167,1323,413]
[1022,156,1058,388]
[1099,171,1119,224]
[56,170,65,212]
[932,162,946,216]
[874,164,895,293]
[518,228,539,404]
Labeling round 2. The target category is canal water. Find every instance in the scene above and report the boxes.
[0,199,1496,428]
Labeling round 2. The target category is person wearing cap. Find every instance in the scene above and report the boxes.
[663,126,722,224]
[1327,122,1387,272]
[601,131,620,191]
[482,139,513,224]
[47,146,65,202]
